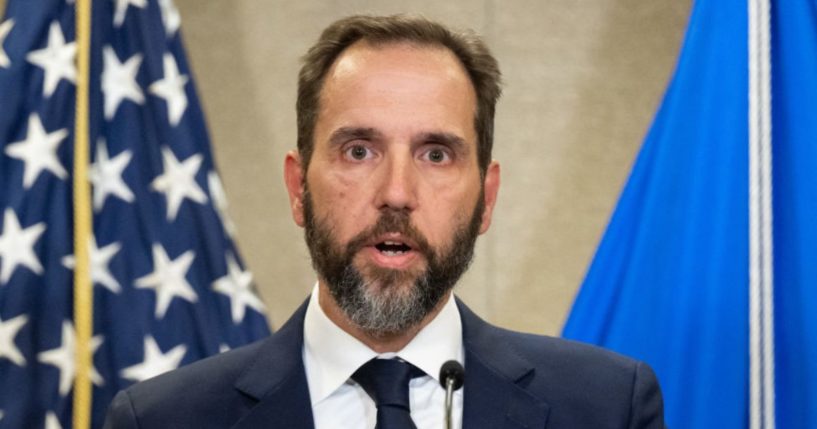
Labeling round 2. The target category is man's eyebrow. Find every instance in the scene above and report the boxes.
[416,132,468,152]
[327,127,382,146]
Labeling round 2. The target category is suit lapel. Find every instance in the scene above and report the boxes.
[458,300,551,429]
[231,301,315,429]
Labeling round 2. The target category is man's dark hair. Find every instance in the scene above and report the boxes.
[297,14,502,175]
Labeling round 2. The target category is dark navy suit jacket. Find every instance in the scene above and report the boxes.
[103,299,665,428]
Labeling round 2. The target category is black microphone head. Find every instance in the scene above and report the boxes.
[439,360,465,391]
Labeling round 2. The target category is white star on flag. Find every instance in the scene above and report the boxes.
[120,336,187,382]
[0,208,46,285]
[150,147,207,221]
[208,171,236,236]
[148,53,188,126]
[37,322,104,396]
[62,236,123,293]
[213,253,264,324]
[5,113,68,189]
[135,244,198,318]
[102,46,144,120]
[90,139,134,211]
[25,21,76,97]
[112,0,147,27]
[158,0,181,37]
[45,412,62,429]
[0,313,27,366]
[0,19,14,68]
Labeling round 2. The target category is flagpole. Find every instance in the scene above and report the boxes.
[748,0,775,427]
[73,0,94,427]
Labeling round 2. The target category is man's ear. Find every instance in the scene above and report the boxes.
[284,150,306,227]
[479,160,500,234]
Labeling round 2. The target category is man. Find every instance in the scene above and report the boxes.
[104,14,665,428]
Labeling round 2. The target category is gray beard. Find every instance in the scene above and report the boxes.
[328,264,435,335]
[303,188,484,337]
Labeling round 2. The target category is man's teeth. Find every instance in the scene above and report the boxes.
[376,241,411,255]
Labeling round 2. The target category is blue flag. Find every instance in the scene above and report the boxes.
[0,0,271,427]
[563,0,817,427]
[770,2,817,427]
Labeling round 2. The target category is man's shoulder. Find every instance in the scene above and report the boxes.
[105,339,270,428]
[459,302,664,428]
[495,325,641,373]
[458,300,642,377]
[129,338,266,395]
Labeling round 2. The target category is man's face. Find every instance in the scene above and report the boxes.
[285,41,500,336]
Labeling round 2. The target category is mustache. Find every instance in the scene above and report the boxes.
[345,210,433,259]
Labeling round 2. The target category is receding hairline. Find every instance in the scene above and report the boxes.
[321,39,478,99]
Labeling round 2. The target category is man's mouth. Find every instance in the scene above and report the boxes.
[375,240,412,256]
[360,234,423,269]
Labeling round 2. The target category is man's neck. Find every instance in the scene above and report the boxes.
[316,282,448,353]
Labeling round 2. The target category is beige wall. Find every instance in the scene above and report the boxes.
[173,0,691,335]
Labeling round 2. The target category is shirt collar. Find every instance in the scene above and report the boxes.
[302,283,463,405]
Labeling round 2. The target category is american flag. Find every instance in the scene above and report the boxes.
[0,0,271,427]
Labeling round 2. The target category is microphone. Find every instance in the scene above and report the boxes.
[439,360,464,429]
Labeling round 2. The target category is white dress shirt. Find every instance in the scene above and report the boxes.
[303,284,464,429]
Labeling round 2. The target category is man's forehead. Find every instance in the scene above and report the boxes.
[326,40,472,90]
[310,38,479,156]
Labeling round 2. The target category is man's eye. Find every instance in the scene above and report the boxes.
[423,147,450,164]
[345,145,371,160]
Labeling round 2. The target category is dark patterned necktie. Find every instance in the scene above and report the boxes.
[352,358,423,429]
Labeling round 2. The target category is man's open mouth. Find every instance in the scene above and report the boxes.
[375,240,412,256]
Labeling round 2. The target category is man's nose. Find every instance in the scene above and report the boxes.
[375,151,418,212]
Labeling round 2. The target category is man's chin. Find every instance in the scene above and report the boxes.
[354,253,427,286]
[324,258,455,337]
[357,266,424,294]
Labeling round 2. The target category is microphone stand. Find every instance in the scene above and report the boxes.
[439,360,464,429]
[444,376,456,429]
